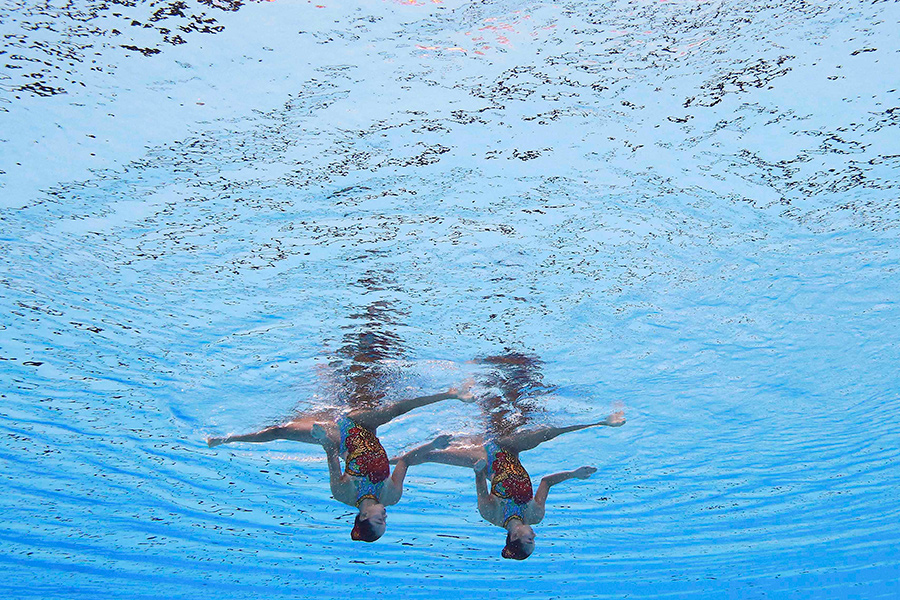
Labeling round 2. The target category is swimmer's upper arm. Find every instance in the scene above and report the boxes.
[475,469,501,524]
[477,494,501,524]
[475,467,490,497]
[325,446,354,504]
[534,478,551,506]
[526,500,545,525]
[382,461,409,506]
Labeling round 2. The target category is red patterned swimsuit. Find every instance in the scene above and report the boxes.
[485,440,533,525]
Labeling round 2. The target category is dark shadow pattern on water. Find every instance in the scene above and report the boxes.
[0,0,255,99]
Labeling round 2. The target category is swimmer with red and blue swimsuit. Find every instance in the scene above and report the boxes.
[208,382,474,542]
[392,410,625,559]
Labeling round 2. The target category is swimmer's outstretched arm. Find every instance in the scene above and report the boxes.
[534,466,596,506]
[523,466,596,524]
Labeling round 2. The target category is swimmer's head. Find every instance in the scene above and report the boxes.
[501,523,535,560]
[351,503,386,542]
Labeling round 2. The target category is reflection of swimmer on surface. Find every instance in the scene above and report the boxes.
[208,382,474,542]
[391,410,625,559]
[470,352,549,437]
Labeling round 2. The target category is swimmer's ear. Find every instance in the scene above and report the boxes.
[351,514,381,542]
[351,514,363,541]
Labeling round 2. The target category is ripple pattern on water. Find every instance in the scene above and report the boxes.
[2,0,900,598]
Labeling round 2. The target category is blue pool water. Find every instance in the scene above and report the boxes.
[2,0,899,597]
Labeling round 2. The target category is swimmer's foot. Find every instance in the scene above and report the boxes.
[604,411,625,427]
[390,435,453,467]
[449,378,476,403]
[572,466,597,480]
[430,434,452,450]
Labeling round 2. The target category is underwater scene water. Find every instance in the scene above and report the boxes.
[2,0,899,597]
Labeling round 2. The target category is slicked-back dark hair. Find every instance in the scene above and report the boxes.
[501,531,531,560]
[351,514,382,543]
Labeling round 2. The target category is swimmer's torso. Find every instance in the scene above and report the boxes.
[338,415,391,503]
[485,440,534,525]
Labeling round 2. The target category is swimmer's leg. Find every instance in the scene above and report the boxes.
[349,385,470,430]
[208,412,338,448]
[390,442,486,468]
[498,411,625,454]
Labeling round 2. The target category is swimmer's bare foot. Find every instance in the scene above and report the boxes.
[208,436,225,448]
[449,378,476,403]
[572,466,597,479]
[430,434,452,450]
[389,434,453,467]
[604,411,625,427]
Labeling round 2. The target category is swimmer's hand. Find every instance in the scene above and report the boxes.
[474,458,487,473]
[604,411,625,427]
[449,378,476,403]
[207,436,225,448]
[572,466,597,480]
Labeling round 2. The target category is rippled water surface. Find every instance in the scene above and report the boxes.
[2,0,900,597]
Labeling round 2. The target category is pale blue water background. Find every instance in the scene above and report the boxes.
[2,0,899,598]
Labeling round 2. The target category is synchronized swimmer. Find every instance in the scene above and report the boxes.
[208,385,473,542]
[392,411,625,559]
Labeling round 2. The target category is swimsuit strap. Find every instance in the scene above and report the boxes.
[356,493,379,507]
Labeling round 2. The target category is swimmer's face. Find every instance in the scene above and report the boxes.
[351,504,387,542]
[361,503,387,536]
[511,523,535,545]
[510,523,535,556]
